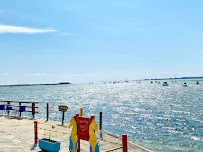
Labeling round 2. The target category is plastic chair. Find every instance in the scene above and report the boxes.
[0,105,5,114]
[6,105,13,116]
[19,106,26,112]
[15,106,26,117]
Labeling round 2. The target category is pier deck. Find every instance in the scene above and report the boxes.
[0,115,150,152]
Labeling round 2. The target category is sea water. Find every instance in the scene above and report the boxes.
[0,80,202,152]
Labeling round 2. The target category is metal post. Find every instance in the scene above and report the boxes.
[46,103,49,121]
[80,108,83,117]
[62,111,65,125]
[75,113,80,152]
[19,102,21,117]
[100,112,103,139]
[99,112,102,130]
[122,134,127,152]
[34,121,38,144]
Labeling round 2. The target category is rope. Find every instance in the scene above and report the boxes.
[38,127,68,135]
[101,139,122,146]
[104,146,123,152]
[38,121,68,126]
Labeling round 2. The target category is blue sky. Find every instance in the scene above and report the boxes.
[0,0,203,84]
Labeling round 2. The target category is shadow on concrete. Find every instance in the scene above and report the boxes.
[57,124,68,128]
[30,143,38,150]
[0,114,35,120]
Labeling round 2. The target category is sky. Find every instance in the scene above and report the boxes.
[0,0,203,84]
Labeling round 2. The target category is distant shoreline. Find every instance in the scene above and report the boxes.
[1,77,203,86]
[144,76,203,81]
[0,82,71,87]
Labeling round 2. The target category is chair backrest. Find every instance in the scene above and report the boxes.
[19,106,26,112]
[6,105,13,110]
[0,105,5,110]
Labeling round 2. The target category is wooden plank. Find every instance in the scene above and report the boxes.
[32,103,35,117]
[25,110,38,113]
[4,109,38,113]
[13,106,38,108]
[23,106,38,108]
[0,100,38,103]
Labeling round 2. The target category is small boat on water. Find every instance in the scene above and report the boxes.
[196,81,199,84]
[182,83,187,87]
[162,82,168,86]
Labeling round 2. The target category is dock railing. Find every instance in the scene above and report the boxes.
[0,100,38,117]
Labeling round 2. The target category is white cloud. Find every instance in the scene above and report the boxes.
[0,24,57,34]
[25,73,96,77]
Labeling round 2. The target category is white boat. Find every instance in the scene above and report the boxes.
[182,83,187,87]
[162,82,168,86]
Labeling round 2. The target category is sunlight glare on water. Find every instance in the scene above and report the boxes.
[0,80,202,152]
